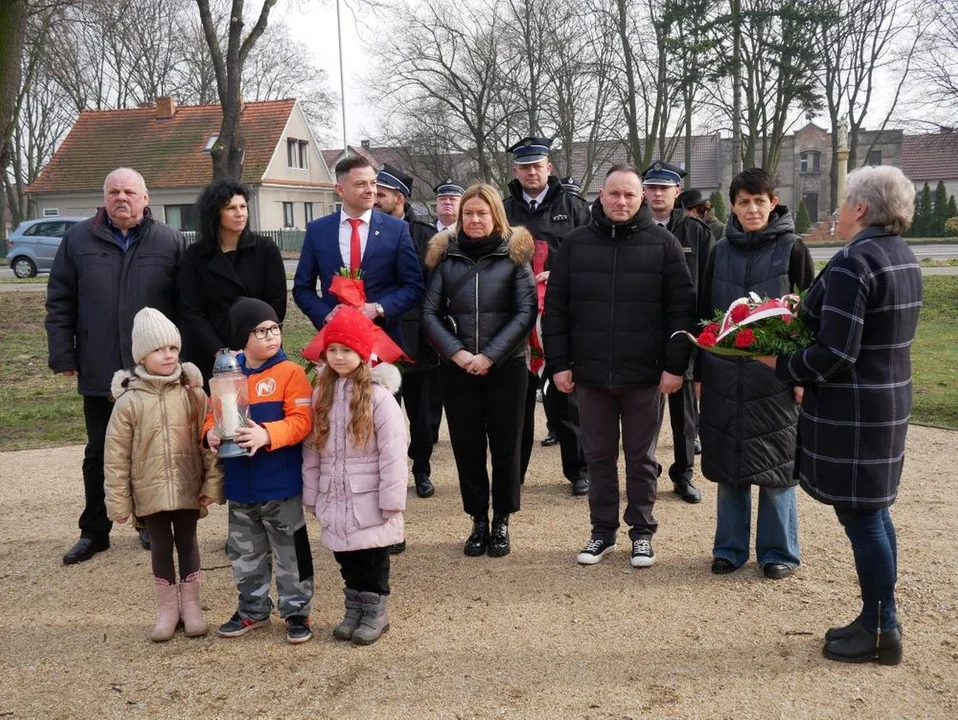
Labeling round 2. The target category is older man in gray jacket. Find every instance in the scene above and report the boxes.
[46,167,186,565]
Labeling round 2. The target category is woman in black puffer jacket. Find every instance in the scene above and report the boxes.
[421,183,536,559]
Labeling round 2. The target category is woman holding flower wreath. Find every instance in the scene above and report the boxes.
[694,168,814,580]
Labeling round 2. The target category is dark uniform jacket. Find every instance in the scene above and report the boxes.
[503,176,591,256]
[46,207,185,396]
[542,202,696,388]
[662,208,715,297]
[421,228,537,365]
[400,204,441,369]
[777,226,922,510]
[698,207,814,488]
[178,230,287,382]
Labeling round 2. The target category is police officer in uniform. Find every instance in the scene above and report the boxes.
[503,136,591,496]
[374,164,438,503]
[434,178,463,233]
[642,161,715,503]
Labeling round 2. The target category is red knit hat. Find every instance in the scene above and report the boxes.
[320,307,376,362]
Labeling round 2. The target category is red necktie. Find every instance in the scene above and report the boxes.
[347,217,363,273]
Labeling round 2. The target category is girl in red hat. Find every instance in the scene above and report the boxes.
[301,307,407,645]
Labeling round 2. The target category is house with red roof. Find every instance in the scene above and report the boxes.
[27,97,335,232]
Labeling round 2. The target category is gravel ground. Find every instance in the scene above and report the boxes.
[1,408,956,719]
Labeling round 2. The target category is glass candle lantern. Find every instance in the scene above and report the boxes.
[209,349,249,458]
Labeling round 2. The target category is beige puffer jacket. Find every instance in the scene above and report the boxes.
[104,362,224,520]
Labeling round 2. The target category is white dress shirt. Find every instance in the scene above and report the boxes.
[338,208,373,267]
[522,188,549,210]
[437,220,456,233]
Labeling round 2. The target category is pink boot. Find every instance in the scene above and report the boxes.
[151,580,180,642]
[179,573,207,637]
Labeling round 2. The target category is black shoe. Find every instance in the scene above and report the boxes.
[488,516,510,557]
[694,438,702,455]
[414,473,435,498]
[62,536,110,565]
[464,516,489,556]
[138,527,152,550]
[823,625,902,665]
[763,562,793,580]
[285,615,313,644]
[825,616,902,642]
[673,479,702,504]
[388,541,406,555]
[540,432,558,447]
[711,557,739,575]
[571,475,589,496]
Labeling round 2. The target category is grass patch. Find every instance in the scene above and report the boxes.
[0,276,49,284]
[1,280,954,451]
[0,292,320,452]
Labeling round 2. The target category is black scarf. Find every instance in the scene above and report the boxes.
[457,230,502,261]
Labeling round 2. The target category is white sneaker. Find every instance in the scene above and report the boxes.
[576,538,616,565]
[630,538,655,568]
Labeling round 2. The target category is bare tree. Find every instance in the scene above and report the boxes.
[915,1,958,125]
[196,0,280,179]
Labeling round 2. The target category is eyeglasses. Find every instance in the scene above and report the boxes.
[252,323,283,340]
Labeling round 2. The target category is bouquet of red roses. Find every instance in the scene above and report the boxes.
[675,292,813,357]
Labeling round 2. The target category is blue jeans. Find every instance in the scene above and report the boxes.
[835,507,898,632]
[713,484,801,568]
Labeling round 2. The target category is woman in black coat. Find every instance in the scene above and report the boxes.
[421,183,537,559]
[759,165,922,665]
[178,180,287,383]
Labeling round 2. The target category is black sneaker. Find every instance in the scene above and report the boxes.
[217,612,270,638]
[285,615,313,644]
[630,538,655,568]
[576,538,616,565]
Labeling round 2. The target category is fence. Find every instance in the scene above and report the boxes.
[181,229,306,252]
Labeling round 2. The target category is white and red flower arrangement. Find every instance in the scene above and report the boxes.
[676,292,813,357]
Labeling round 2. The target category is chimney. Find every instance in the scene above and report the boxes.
[156,96,177,120]
[361,139,371,149]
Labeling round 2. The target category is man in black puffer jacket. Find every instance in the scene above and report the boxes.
[543,164,696,569]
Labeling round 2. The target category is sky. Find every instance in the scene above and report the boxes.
[285,1,378,151]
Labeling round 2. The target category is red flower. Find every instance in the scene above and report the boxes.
[729,304,750,323]
[734,329,755,348]
[705,322,720,334]
[782,314,793,325]
[697,331,718,348]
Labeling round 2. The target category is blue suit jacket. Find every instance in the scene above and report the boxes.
[293,210,425,344]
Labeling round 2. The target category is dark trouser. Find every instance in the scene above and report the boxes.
[80,395,114,540]
[441,357,527,518]
[653,364,697,484]
[334,547,392,595]
[401,369,435,476]
[428,366,443,439]
[142,510,201,584]
[578,383,661,542]
[519,370,539,479]
[835,507,898,632]
[543,371,587,482]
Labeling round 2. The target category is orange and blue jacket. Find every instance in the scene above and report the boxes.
[203,350,313,503]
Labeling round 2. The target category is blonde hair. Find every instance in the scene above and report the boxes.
[458,183,512,236]
[311,362,374,450]
[845,165,915,235]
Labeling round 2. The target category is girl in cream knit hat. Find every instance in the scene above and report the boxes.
[104,307,223,641]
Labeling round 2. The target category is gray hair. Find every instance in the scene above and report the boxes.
[103,167,148,195]
[844,165,914,235]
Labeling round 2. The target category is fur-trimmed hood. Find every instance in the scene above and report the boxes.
[424,226,534,270]
[371,362,402,394]
[111,362,204,400]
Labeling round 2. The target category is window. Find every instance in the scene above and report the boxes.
[42,208,60,217]
[287,138,309,169]
[868,150,882,166]
[800,151,821,174]
[304,202,314,223]
[283,202,295,228]
[203,134,218,152]
[165,204,198,231]
[24,221,70,237]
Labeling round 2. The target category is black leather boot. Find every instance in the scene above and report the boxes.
[488,515,510,557]
[825,615,901,642]
[464,516,489,557]
[823,625,902,665]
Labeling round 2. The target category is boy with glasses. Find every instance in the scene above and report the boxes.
[203,297,316,644]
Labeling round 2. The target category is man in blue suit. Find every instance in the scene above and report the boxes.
[293,155,424,345]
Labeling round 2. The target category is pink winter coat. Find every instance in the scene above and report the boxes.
[302,364,408,552]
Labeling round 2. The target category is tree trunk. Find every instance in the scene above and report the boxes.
[730,0,742,174]
[0,0,29,174]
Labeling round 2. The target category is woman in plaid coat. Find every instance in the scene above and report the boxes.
[761,166,922,666]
